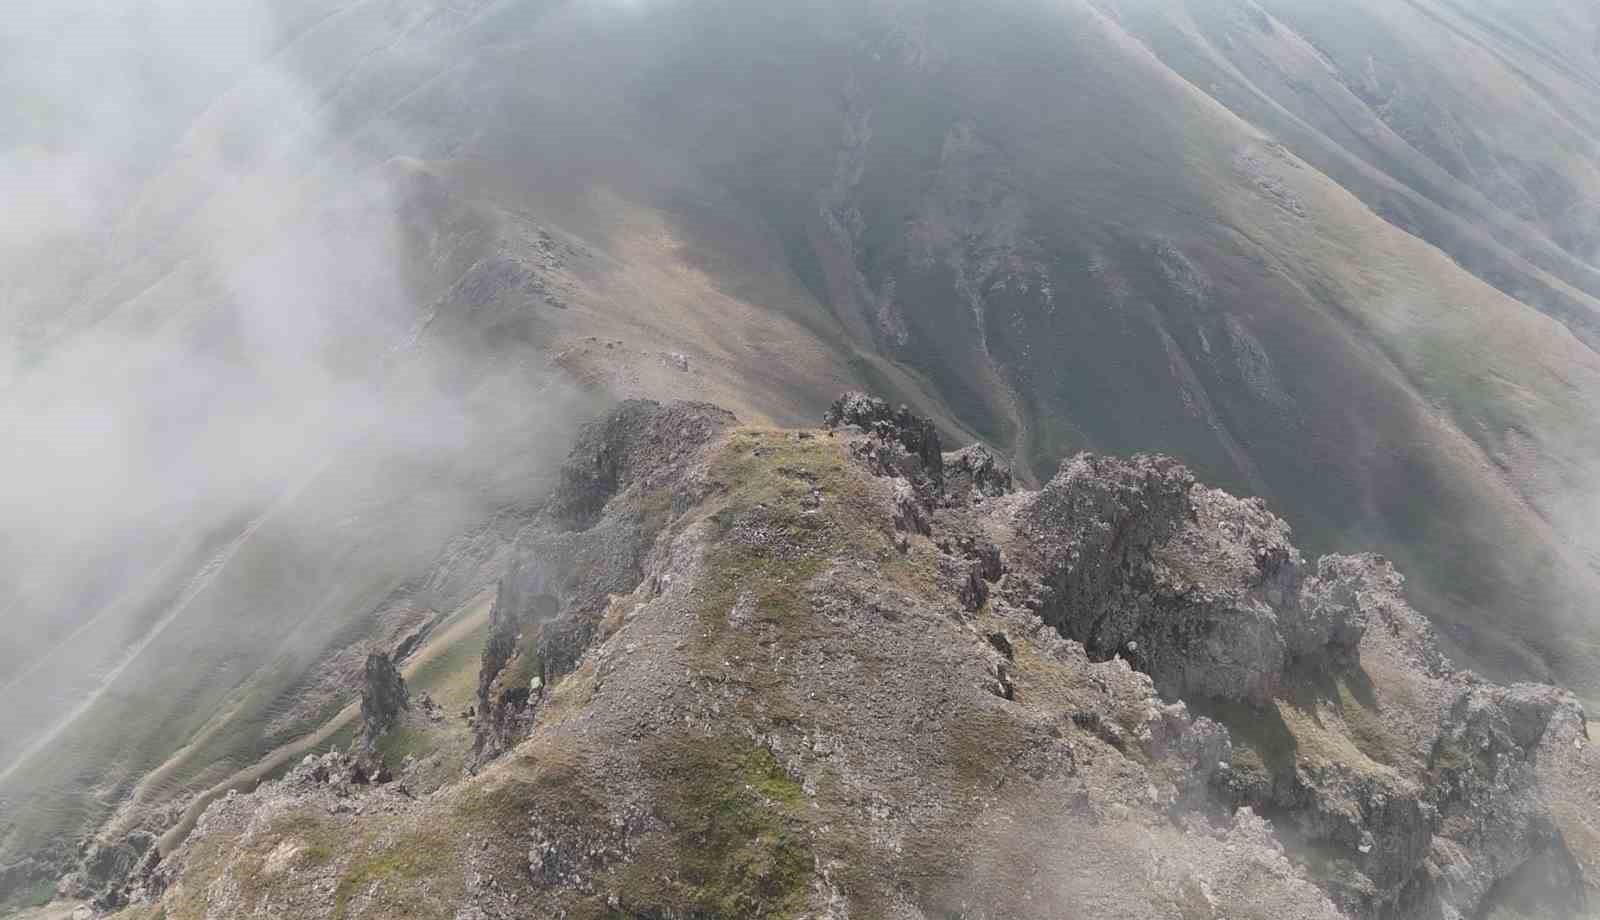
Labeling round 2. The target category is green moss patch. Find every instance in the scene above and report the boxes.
[455,743,597,828]
[684,429,909,732]
[160,835,232,920]
[600,734,815,919]
[1194,696,1299,789]
[407,618,489,715]
[500,631,544,698]
[638,486,677,546]
[1331,674,1407,770]
[693,430,892,646]
[373,722,430,764]
[331,826,463,920]
[1198,664,1411,796]
[1427,732,1495,784]
[264,810,341,869]
[945,704,1034,793]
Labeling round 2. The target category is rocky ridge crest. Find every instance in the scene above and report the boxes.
[105,395,1596,920]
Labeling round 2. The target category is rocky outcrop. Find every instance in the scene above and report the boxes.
[346,652,411,783]
[287,750,382,796]
[951,441,1587,918]
[1200,552,1590,918]
[824,391,944,493]
[1288,554,1380,662]
[119,396,1596,920]
[357,653,409,743]
[552,398,736,529]
[831,401,1589,918]
[472,399,737,764]
[943,443,1013,501]
[57,831,160,913]
[996,453,1366,704]
[473,559,561,761]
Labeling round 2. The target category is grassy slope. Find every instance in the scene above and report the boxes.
[10,592,492,920]
[0,455,494,864]
[1095,0,1600,685]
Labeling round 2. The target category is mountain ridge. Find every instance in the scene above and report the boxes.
[77,394,1600,920]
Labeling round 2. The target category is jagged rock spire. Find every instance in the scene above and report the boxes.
[359,651,409,742]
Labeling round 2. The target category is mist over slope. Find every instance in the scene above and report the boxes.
[5,0,1600,910]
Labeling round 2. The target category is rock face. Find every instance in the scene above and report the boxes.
[552,398,737,530]
[943,443,1013,500]
[116,397,1597,920]
[42,824,169,914]
[472,399,737,762]
[357,653,409,743]
[1212,555,1582,917]
[1002,452,1363,704]
[824,391,945,495]
[346,652,412,783]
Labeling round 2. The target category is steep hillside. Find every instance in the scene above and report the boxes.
[93,397,1599,920]
[8,0,1600,909]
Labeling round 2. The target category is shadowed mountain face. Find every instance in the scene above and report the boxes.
[6,0,1600,905]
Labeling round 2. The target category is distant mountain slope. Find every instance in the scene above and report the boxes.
[6,0,1600,907]
[520,0,1600,689]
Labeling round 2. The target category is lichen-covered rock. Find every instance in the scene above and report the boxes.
[1397,680,1587,916]
[1288,554,1378,660]
[553,398,735,529]
[348,651,412,782]
[474,552,566,761]
[1007,453,1293,702]
[891,478,931,535]
[998,456,1382,705]
[357,652,409,741]
[823,391,944,489]
[1170,715,1234,806]
[943,443,1013,501]
[1218,550,1590,919]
